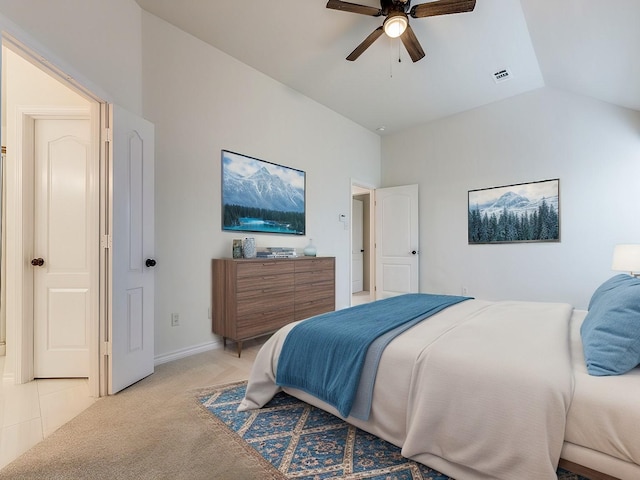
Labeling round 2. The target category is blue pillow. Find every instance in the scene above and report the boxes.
[580,274,640,376]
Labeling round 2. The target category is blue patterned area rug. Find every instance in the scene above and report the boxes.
[198,381,588,480]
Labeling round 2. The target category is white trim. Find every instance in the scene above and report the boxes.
[153,340,223,366]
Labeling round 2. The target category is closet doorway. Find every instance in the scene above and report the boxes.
[351,183,375,306]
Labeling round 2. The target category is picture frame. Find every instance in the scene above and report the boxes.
[221,150,306,235]
[468,179,560,244]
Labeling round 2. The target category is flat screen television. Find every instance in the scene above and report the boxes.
[221,150,306,235]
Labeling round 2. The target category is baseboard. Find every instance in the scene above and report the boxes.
[154,339,223,366]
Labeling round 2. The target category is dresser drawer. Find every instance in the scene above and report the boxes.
[237,261,294,279]
[236,305,295,338]
[237,272,294,293]
[295,258,335,275]
[294,297,335,321]
[295,268,334,286]
[294,258,334,273]
[236,291,293,316]
[295,280,334,303]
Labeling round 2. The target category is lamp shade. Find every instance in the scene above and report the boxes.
[611,244,640,274]
[384,14,408,38]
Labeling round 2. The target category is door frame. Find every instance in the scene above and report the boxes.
[3,35,105,396]
[350,180,376,304]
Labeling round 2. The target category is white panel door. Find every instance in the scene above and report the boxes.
[110,105,155,394]
[352,198,364,293]
[34,118,94,377]
[375,185,419,299]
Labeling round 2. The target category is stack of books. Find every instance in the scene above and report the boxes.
[256,247,298,258]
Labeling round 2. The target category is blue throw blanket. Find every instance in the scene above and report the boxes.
[275,293,470,418]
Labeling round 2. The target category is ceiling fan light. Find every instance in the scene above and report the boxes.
[383,15,408,38]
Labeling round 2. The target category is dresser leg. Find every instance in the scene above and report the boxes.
[236,341,243,358]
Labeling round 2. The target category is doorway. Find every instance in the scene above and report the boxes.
[350,182,421,306]
[1,38,101,394]
[1,33,155,400]
[351,183,375,306]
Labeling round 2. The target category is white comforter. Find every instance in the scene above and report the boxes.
[239,299,574,480]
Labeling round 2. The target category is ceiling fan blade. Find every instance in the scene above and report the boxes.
[347,26,385,61]
[400,24,426,62]
[410,0,476,18]
[326,0,383,16]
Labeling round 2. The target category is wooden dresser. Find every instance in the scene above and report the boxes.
[211,257,335,356]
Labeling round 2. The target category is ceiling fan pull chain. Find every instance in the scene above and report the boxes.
[389,37,394,78]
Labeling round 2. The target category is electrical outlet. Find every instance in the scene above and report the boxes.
[462,286,469,296]
[171,313,180,327]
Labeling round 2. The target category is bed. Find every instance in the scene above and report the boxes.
[239,275,640,480]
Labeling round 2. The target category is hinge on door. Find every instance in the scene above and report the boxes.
[101,341,112,357]
[101,235,112,249]
[104,127,113,142]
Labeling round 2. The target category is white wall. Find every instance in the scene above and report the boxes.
[0,0,143,114]
[141,14,381,359]
[381,87,640,309]
[0,2,380,363]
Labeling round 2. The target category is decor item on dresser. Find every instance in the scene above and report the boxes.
[303,238,317,257]
[242,237,256,259]
[256,247,298,258]
[468,178,560,244]
[211,256,335,357]
[232,239,243,259]
[221,150,305,235]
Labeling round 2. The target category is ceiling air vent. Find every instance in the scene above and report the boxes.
[492,68,512,84]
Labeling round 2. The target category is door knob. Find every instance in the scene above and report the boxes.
[31,258,45,267]
[145,258,157,267]
[411,250,418,255]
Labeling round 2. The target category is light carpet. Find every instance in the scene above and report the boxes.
[0,347,275,480]
[199,381,588,480]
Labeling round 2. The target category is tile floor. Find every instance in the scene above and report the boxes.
[0,356,97,469]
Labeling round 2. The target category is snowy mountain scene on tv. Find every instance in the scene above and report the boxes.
[221,150,305,235]
[468,179,559,244]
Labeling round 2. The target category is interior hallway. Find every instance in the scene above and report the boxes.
[352,290,373,306]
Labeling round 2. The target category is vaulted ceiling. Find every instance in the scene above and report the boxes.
[135,0,640,135]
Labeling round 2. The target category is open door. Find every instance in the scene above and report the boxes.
[108,104,155,394]
[375,184,419,299]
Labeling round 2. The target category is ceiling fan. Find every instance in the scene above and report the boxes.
[326,0,476,62]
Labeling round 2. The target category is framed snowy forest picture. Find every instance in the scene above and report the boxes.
[468,179,560,244]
